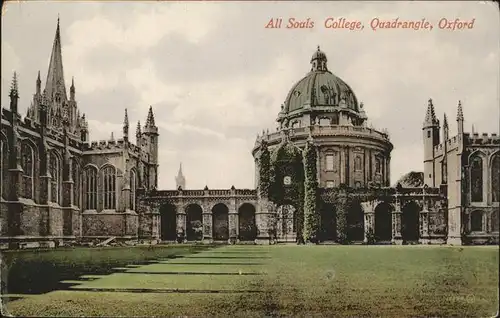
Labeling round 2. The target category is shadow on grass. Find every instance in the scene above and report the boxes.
[62,287,264,294]
[1,244,215,296]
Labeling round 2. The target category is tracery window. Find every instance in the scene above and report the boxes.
[1,139,9,199]
[491,154,500,203]
[130,169,136,210]
[470,210,483,232]
[102,166,116,210]
[72,159,80,207]
[49,152,61,204]
[84,166,98,210]
[21,143,34,199]
[470,155,483,202]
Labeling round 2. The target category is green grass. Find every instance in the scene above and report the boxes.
[2,245,498,317]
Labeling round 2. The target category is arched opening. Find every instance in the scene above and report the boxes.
[186,204,203,241]
[276,204,297,241]
[320,203,336,241]
[21,143,34,200]
[402,201,420,242]
[212,203,229,240]
[374,202,392,242]
[238,203,257,241]
[84,166,98,210]
[470,210,483,232]
[160,204,177,241]
[347,201,364,242]
[101,165,116,210]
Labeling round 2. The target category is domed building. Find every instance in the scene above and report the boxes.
[253,46,393,191]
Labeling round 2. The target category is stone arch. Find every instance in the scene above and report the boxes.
[185,203,203,241]
[160,203,177,241]
[402,201,420,242]
[347,200,364,242]
[490,151,500,203]
[212,203,229,240]
[374,202,392,241]
[320,202,336,241]
[470,210,484,232]
[238,203,257,241]
[469,151,486,203]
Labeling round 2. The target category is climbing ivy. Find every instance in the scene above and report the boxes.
[303,139,320,243]
[258,140,271,198]
[336,189,349,244]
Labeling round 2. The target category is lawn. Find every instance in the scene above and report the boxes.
[2,245,498,317]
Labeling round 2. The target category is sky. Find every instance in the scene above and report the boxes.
[1,1,499,190]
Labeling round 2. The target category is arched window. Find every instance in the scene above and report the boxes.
[354,156,362,171]
[375,157,382,173]
[21,143,34,199]
[470,155,483,202]
[470,210,483,232]
[130,169,136,210]
[84,166,98,210]
[72,159,80,207]
[102,166,116,210]
[1,138,8,199]
[50,152,60,204]
[491,153,500,203]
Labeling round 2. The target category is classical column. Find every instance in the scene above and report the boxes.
[202,196,213,243]
[229,189,238,243]
[340,147,346,185]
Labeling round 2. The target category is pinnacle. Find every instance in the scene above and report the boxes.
[10,72,19,95]
[145,106,156,127]
[457,100,464,121]
[124,108,129,126]
[424,98,438,125]
[443,113,448,127]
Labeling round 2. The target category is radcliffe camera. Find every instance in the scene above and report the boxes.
[0,1,498,317]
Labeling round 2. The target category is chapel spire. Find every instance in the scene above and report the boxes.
[45,16,67,101]
[175,163,186,190]
[423,98,439,127]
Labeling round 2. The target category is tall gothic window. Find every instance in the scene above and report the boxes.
[50,152,60,204]
[326,154,334,171]
[84,166,98,210]
[102,166,116,210]
[130,169,136,210]
[1,139,8,199]
[354,156,362,171]
[470,210,483,232]
[21,143,34,199]
[491,154,500,203]
[470,155,483,202]
[72,159,80,207]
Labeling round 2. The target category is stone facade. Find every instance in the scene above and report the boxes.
[1,23,498,249]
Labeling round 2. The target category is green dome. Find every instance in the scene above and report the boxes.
[283,47,359,114]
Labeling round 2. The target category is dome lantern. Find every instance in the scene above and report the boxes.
[311,45,328,72]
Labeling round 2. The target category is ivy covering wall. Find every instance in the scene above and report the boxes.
[269,141,305,243]
[258,140,271,198]
[303,139,320,243]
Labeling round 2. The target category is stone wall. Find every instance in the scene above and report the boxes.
[82,211,138,238]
